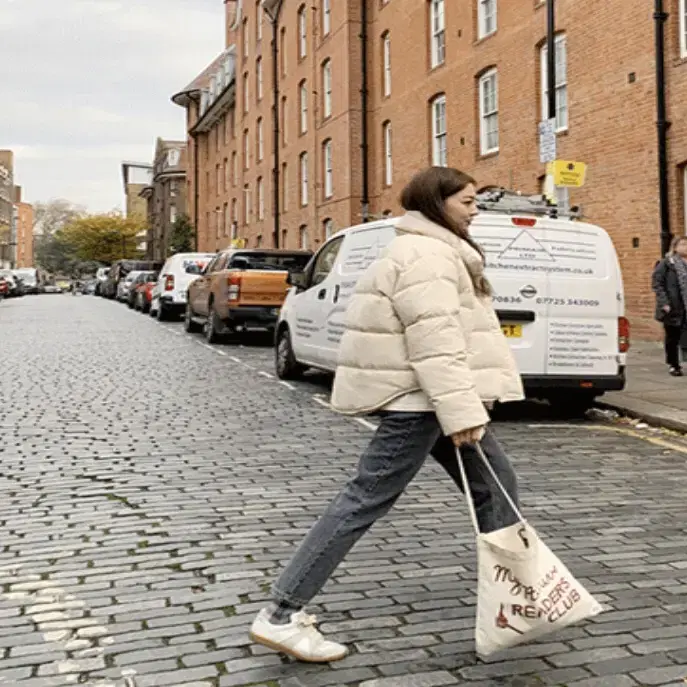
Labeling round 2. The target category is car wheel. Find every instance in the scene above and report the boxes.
[276,328,306,380]
[203,307,223,344]
[157,302,169,321]
[184,303,202,333]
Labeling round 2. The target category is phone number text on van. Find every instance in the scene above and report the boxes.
[535,298,600,307]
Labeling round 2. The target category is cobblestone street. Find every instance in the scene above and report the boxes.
[2,296,687,687]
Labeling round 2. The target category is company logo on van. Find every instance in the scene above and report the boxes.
[520,285,538,299]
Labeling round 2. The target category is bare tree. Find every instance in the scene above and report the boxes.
[33,199,86,237]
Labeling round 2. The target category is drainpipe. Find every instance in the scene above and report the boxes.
[191,131,200,251]
[360,0,370,223]
[654,0,671,256]
[264,0,284,248]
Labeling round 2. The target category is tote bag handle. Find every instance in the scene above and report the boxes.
[456,442,526,536]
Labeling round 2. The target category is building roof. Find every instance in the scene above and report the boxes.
[171,48,233,107]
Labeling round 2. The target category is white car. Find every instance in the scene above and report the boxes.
[150,252,216,321]
[116,271,147,302]
[275,191,629,414]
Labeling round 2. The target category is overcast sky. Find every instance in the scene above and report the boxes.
[0,0,224,212]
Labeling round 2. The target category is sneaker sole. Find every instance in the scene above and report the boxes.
[249,631,348,663]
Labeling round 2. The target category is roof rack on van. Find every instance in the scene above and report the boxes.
[476,187,582,220]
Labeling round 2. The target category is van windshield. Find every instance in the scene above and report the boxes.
[228,252,311,271]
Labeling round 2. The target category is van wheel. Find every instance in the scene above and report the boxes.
[276,328,306,380]
[184,303,202,333]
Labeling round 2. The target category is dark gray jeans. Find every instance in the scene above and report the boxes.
[272,411,520,608]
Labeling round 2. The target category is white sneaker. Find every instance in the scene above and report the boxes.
[249,608,348,663]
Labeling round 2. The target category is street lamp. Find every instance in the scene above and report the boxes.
[262,0,284,249]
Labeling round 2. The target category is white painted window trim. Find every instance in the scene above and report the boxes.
[383,122,392,186]
[322,60,332,118]
[430,0,445,68]
[257,177,264,220]
[298,6,307,58]
[299,225,309,249]
[300,152,309,206]
[323,140,333,198]
[479,68,499,155]
[477,0,497,40]
[257,57,263,100]
[383,33,392,97]
[323,0,331,36]
[540,34,568,132]
[299,83,308,134]
[431,95,447,167]
[257,118,264,161]
[324,218,334,239]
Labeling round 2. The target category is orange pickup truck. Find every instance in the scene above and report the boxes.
[185,249,312,342]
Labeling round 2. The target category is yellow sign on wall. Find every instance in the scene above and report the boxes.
[230,238,247,248]
[553,160,587,188]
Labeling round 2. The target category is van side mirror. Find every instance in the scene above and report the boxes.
[288,271,308,290]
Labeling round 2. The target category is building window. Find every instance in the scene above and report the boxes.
[216,208,222,239]
[242,17,249,59]
[298,5,307,58]
[243,72,249,113]
[243,185,251,225]
[222,115,228,146]
[282,162,288,211]
[281,96,288,145]
[382,32,391,97]
[430,0,445,68]
[223,202,229,236]
[324,218,334,239]
[299,225,309,249]
[431,94,447,166]
[257,177,265,220]
[257,1,263,42]
[170,205,177,225]
[243,129,250,169]
[232,152,238,185]
[224,158,229,191]
[322,60,332,119]
[383,121,392,186]
[280,27,287,76]
[479,69,499,155]
[231,198,238,237]
[216,164,221,195]
[170,180,177,197]
[323,139,333,198]
[300,152,309,205]
[229,109,236,139]
[322,0,331,36]
[257,57,263,100]
[540,34,568,132]
[299,81,308,134]
[477,0,497,39]
[257,117,264,161]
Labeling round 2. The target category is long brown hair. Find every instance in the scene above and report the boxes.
[400,166,491,295]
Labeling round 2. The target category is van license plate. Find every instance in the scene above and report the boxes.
[501,324,522,338]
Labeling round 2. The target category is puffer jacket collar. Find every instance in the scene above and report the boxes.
[395,212,485,281]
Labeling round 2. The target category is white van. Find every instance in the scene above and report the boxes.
[151,252,216,321]
[275,192,629,412]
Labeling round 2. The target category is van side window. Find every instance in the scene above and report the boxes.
[311,237,344,287]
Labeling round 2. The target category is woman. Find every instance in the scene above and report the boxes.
[652,236,687,376]
[249,167,524,662]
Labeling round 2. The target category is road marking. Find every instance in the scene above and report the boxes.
[312,395,331,409]
[229,356,242,363]
[279,381,296,390]
[215,350,228,356]
[530,423,687,455]
[258,371,274,379]
[355,418,379,431]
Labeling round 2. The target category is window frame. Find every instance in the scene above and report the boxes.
[322,59,333,119]
[257,177,265,220]
[382,32,392,97]
[383,121,392,186]
[431,94,448,166]
[299,81,308,134]
[256,57,263,101]
[300,152,309,206]
[479,68,499,155]
[430,0,446,69]
[243,71,250,113]
[257,117,264,161]
[681,0,687,58]
[298,5,307,59]
[323,139,333,198]
[299,224,309,250]
[540,34,568,133]
[477,0,497,40]
[322,0,331,36]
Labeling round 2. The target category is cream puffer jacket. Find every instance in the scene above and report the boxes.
[330,211,524,436]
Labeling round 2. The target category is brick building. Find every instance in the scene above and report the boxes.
[174,0,687,336]
[0,150,15,268]
[141,138,188,260]
[13,186,33,269]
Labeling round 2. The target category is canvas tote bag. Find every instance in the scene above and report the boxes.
[456,444,604,657]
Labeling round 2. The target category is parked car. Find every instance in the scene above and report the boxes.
[81,279,97,295]
[102,260,163,300]
[0,270,24,298]
[117,270,147,302]
[150,253,216,321]
[12,267,45,294]
[185,249,312,342]
[43,284,63,294]
[127,271,158,309]
[0,276,9,299]
[275,194,629,414]
[133,274,158,313]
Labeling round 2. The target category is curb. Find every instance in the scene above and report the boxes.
[595,399,687,435]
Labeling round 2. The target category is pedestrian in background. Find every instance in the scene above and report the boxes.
[249,167,524,662]
[652,236,687,376]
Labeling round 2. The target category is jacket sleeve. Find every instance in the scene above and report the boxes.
[390,251,489,436]
[652,260,669,309]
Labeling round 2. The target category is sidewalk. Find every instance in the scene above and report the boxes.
[599,340,687,432]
